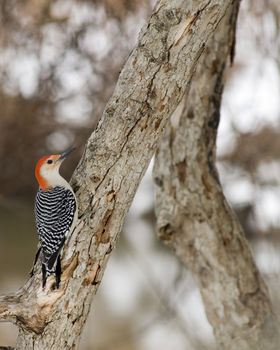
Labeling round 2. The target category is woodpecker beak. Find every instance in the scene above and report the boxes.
[58,147,75,162]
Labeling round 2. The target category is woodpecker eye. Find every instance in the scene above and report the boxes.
[47,159,53,164]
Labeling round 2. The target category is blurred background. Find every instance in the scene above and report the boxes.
[0,0,280,349]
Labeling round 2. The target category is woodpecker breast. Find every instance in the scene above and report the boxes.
[35,185,77,269]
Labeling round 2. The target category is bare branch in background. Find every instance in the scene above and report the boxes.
[153,2,278,349]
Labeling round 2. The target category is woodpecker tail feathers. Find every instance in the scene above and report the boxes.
[42,254,62,289]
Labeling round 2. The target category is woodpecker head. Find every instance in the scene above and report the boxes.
[35,148,74,190]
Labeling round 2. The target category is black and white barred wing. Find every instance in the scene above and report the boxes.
[35,186,76,270]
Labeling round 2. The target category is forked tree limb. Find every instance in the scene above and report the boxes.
[153,2,277,350]
[0,0,263,349]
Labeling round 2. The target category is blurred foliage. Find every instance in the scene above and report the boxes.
[216,0,280,239]
[220,127,280,238]
[0,0,151,197]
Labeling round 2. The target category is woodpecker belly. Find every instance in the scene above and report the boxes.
[35,186,77,276]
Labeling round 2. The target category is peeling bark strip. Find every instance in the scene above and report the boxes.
[0,1,246,349]
[154,2,277,350]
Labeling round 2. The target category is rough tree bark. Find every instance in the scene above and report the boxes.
[0,0,273,349]
[153,2,277,350]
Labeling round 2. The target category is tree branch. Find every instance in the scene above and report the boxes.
[0,0,241,348]
[153,2,278,350]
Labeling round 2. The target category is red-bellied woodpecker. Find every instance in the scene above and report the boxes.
[34,148,77,289]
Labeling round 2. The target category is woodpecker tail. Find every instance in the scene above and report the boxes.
[55,256,62,289]
[29,247,42,277]
[42,255,62,289]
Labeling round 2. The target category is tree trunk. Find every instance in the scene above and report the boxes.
[0,1,241,349]
[153,2,277,350]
